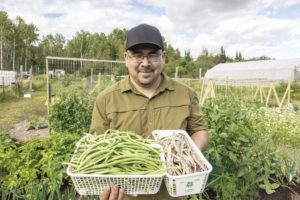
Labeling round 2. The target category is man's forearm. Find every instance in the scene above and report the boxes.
[191,130,209,152]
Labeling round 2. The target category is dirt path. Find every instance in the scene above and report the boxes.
[9,120,49,143]
[0,89,48,133]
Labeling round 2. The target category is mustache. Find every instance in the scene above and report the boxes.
[138,69,154,73]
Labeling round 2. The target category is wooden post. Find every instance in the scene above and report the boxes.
[199,68,202,81]
[261,85,267,101]
[29,66,33,91]
[20,65,23,81]
[200,80,213,106]
[175,67,179,80]
[254,86,259,98]
[98,72,101,88]
[46,57,51,105]
[90,68,93,89]
[279,81,291,109]
[271,83,281,107]
[257,81,263,103]
[199,78,205,104]
[211,80,216,98]
[265,81,274,107]
[2,77,4,94]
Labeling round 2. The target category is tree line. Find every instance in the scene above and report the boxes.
[0,11,270,78]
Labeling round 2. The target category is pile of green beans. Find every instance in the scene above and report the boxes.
[70,129,165,175]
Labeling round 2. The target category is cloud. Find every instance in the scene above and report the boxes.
[1,0,300,59]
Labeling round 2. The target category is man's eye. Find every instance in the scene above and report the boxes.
[149,54,158,58]
[133,54,143,58]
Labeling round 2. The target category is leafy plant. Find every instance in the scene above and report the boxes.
[201,98,288,199]
[49,86,93,133]
[27,117,48,130]
[0,131,82,199]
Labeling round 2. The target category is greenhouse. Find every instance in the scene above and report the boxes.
[204,58,300,86]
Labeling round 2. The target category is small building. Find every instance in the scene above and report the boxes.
[204,58,300,86]
[0,70,16,86]
[49,69,65,78]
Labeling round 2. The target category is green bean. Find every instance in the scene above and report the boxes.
[70,130,165,175]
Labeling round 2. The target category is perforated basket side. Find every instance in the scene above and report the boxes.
[67,136,166,195]
[69,174,164,195]
[152,129,213,197]
[164,171,210,197]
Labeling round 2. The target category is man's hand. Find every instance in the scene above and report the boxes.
[191,130,209,152]
[99,186,125,200]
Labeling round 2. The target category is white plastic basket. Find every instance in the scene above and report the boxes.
[67,136,165,195]
[152,129,213,197]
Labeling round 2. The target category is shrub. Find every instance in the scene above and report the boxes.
[202,99,286,199]
[49,87,93,133]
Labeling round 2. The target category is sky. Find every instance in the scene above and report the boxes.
[1,0,300,60]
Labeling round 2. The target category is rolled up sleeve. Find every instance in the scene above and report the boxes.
[186,91,207,135]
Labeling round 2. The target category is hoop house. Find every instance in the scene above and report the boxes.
[204,58,300,86]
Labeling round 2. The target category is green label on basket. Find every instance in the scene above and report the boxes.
[176,177,203,195]
[186,181,194,188]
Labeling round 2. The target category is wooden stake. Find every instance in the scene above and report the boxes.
[279,82,291,109]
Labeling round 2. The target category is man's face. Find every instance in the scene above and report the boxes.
[124,44,166,88]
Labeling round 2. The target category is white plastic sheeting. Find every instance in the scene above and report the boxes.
[0,70,16,86]
[204,59,300,85]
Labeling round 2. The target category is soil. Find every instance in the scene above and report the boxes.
[258,183,300,200]
[9,120,49,143]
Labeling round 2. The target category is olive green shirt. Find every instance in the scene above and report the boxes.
[90,73,206,200]
[90,73,206,137]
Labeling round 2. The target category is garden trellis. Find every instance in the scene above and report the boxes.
[45,56,127,104]
[201,58,300,108]
[45,57,295,109]
[198,79,292,109]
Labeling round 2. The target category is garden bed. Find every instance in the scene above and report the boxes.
[258,183,300,200]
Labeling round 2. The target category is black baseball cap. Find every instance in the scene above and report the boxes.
[126,24,164,50]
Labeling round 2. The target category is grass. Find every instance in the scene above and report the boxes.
[0,81,48,133]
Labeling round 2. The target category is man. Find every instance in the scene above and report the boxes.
[90,24,208,200]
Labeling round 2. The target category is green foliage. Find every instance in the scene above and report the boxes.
[275,81,300,101]
[248,107,300,147]
[0,133,18,181]
[49,87,93,133]
[27,117,48,130]
[60,74,74,87]
[202,99,288,199]
[0,131,82,199]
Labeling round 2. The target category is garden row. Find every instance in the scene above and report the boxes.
[0,85,299,199]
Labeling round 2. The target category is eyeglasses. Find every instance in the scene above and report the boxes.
[127,52,162,63]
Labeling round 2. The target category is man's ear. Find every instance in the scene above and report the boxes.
[124,51,128,60]
[124,52,130,67]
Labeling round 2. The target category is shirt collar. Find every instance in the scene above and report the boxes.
[120,76,133,92]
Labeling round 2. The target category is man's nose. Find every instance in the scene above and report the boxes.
[141,56,150,65]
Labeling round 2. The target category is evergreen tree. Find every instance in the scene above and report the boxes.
[219,46,226,63]
[184,49,192,62]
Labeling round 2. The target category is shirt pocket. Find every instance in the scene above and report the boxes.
[153,101,190,130]
[106,108,145,136]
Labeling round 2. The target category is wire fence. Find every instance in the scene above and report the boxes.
[46,56,128,104]
[44,56,293,109]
